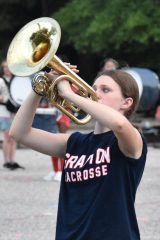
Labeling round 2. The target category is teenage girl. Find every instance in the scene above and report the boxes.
[10,67,147,239]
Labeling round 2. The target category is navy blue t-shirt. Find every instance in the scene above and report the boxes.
[55,131,147,240]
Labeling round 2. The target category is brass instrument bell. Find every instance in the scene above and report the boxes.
[7,17,97,125]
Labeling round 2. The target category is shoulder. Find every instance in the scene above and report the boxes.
[112,132,147,162]
[68,131,89,142]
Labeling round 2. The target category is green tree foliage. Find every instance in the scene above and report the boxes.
[0,0,66,60]
[0,0,38,60]
[53,0,160,56]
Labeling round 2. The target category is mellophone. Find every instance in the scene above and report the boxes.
[7,17,97,125]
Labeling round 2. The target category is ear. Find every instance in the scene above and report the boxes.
[121,97,133,111]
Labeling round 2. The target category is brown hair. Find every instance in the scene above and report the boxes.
[96,70,139,119]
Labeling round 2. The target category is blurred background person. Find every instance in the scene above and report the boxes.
[101,58,119,71]
[0,60,24,170]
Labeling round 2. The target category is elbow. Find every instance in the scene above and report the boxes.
[9,127,31,144]
[9,128,20,142]
[114,117,128,133]
[9,128,14,138]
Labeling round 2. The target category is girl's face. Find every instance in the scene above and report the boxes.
[93,75,128,112]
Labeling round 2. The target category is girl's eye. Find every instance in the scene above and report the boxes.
[102,87,109,93]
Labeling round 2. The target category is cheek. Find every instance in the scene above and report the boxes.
[101,95,123,109]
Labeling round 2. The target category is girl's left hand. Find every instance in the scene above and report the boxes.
[44,63,79,97]
[63,63,79,74]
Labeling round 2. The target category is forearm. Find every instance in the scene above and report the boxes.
[9,91,41,142]
[64,92,127,132]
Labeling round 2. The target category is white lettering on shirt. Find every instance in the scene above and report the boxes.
[64,147,111,182]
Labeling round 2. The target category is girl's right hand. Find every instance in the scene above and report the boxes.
[45,71,74,98]
[44,63,79,98]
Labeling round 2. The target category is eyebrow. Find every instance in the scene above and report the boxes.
[92,84,109,89]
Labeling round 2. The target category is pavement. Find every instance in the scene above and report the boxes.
[0,140,160,240]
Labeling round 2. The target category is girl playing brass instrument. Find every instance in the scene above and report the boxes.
[10,65,147,240]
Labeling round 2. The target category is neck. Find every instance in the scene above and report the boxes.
[94,121,110,134]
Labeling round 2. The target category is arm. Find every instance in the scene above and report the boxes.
[9,64,79,157]
[45,74,142,159]
[9,91,69,158]
[67,93,142,159]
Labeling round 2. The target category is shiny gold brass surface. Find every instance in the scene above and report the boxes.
[7,17,97,125]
